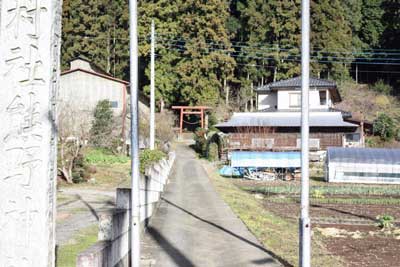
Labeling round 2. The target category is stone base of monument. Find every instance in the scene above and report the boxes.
[76,152,176,267]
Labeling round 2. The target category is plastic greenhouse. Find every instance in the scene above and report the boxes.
[325,147,400,184]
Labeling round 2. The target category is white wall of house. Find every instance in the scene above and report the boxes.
[59,71,126,115]
[258,88,331,111]
[257,92,277,110]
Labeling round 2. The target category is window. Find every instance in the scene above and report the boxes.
[345,133,360,142]
[110,101,118,108]
[289,93,301,108]
[319,90,327,105]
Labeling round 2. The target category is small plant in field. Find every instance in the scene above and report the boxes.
[376,215,395,230]
[312,189,325,199]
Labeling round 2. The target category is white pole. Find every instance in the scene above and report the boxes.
[300,0,311,266]
[129,0,141,266]
[150,20,156,150]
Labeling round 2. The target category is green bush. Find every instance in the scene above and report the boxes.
[72,154,91,183]
[207,142,219,161]
[370,79,393,95]
[193,128,208,156]
[90,100,114,148]
[373,113,396,141]
[140,149,166,174]
[85,148,130,165]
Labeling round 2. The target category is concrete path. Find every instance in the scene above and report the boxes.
[141,144,281,267]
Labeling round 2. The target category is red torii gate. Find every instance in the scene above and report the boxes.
[172,106,211,134]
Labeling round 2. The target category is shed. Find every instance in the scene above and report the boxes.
[325,147,400,184]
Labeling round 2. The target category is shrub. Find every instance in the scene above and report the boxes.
[373,113,396,141]
[376,215,395,229]
[90,100,114,148]
[72,154,91,183]
[370,79,393,95]
[375,95,390,108]
[85,148,130,165]
[139,149,166,174]
[207,143,219,161]
[193,128,208,156]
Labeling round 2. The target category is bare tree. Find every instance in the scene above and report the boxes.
[57,102,90,183]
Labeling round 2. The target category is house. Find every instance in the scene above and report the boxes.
[60,57,129,117]
[59,58,151,148]
[216,77,363,154]
[256,76,341,111]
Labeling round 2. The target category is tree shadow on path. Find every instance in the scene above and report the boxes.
[162,197,292,267]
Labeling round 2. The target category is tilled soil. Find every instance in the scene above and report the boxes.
[316,224,400,267]
[263,201,400,222]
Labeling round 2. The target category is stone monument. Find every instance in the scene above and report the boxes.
[0,1,62,266]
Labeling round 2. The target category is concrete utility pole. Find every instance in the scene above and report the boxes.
[150,20,156,150]
[300,0,311,266]
[129,0,141,266]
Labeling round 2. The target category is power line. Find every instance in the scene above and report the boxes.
[62,34,400,55]
[157,45,400,66]
[159,42,400,62]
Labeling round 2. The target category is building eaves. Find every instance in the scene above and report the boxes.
[61,68,129,85]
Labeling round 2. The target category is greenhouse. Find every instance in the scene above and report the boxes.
[325,147,400,184]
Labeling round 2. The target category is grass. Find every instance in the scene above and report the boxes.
[242,184,400,197]
[202,161,344,267]
[84,148,130,164]
[263,196,400,206]
[56,224,98,267]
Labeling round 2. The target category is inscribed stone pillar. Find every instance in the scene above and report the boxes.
[0,1,62,266]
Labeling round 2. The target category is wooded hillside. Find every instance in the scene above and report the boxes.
[61,0,400,108]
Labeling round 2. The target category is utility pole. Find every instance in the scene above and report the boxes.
[150,20,156,150]
[300,0,311,266]
[129,0,141,267]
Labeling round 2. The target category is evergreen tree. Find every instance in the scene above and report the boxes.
[177,0,236,106]
[139,0,184,107]
[311,0,353,79]
[360,0,385,48]
[62,0,129,79]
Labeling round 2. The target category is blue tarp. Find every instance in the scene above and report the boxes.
[219,166,244,177]
[231,151,301,168]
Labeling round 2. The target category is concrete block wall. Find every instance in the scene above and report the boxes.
[76,152,176,267]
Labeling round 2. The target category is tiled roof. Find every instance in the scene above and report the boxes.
[215,112,358,131]
[256,76,336,92]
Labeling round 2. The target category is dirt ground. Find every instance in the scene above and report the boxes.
[264,201,400,222]
[315,224,400,267]
[231,178,400,267]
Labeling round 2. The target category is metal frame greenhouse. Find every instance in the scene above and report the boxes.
[325,147,400,184]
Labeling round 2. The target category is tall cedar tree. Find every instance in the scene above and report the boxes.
[62,0,129,79]
[177,0,236,106]
[311,0,353,79]
[139,0,183,107]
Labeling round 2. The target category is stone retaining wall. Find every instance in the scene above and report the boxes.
[76,152,176,267]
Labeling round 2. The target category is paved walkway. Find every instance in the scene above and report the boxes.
[141,144,281,267]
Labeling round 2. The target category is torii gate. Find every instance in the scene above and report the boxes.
[172,106,211,134]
